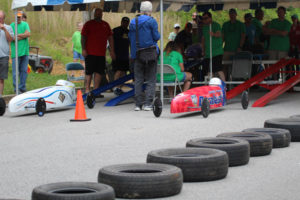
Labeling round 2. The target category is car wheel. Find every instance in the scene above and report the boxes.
[243,128,291,148]
[201,98,210,118]
[186,137,250,167]
[153,97,162,118]
[32,182,115,200]
[147,148,228,182]
[0,98,6,116]
[264,118,300,142]
[86,92,95,109]
[98,163,183,199]
[241,91,249,109]
[217,132,273,157]
[36,98,46,117]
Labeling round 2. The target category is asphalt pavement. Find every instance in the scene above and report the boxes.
[0,90,300,200]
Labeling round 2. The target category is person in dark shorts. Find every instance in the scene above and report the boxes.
[81,8,115,94]
[201,11,225,82]
[112,17,130,96]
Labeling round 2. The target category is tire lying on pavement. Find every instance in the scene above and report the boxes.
[98,163,183,199]
[217,132,273,157]
[242,128,291,148]
[264,118,300,142]
[32,182,115,200]
[186,137,250,167]
[147,148,228,182]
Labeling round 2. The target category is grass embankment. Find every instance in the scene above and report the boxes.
[2,0,300,95]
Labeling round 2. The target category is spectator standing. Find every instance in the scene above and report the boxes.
[174,22,193,54]
[244,13,256,51]
[252,8,264,46]
[112,16,130,96]
[201,11,225,82]
[81,8,115,94]
[222,9,246,59]
[128,1,160,111]
[72,22,85,68]
[10,11,30,93]
[168,23,180,41]
[0,11,14,97]
[192,12,198,27]
[21,12,27,22]
[289,14,300,59]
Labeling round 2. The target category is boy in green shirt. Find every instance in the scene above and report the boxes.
[10,11,30,93]
[201,11,225,82]
[72,22,85,67]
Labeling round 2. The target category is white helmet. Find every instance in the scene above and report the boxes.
[209,77,222,86]
[56,80,75,87]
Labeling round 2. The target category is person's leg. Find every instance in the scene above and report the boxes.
[134,60,145,108]
[183,72,192,91]
[0,57,9,96]
[214,55,226,82]
[84,55,93,93]
[85,74,92,93]
[19,55,28,92]
[144,61,157,107]
[167,86,174,98]
[12,57,17,92]
[0,79,4,96]
[93,73,102,90]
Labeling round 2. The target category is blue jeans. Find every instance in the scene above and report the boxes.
[12,55,28,92]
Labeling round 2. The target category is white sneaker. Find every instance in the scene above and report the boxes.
[134,106,141,111]
[143,105,153,111]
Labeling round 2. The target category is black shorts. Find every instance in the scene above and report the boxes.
[112,59,130,72]
[85,55,106,75]
[203,55,223,73]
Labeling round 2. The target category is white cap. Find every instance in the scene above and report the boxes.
[209,78,222,86]
[174,23,180,28]
[140,1,152,12]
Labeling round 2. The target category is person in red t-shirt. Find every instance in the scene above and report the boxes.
[81,8,115,94]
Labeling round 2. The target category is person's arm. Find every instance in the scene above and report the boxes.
[151,19,161,42]
[81,35,87,57]
[108,35,115,60]
[0,24,13,42]
[179,62,184,72]
[211,30,221,37]
[17,30,30,40]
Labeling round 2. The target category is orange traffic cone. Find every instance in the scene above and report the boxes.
[70,90,91,122]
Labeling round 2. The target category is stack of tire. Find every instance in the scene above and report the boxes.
[29,115,299,200]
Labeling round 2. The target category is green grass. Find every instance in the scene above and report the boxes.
[3,64,83,95]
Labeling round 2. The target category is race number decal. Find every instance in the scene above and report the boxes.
[58,92,65,103]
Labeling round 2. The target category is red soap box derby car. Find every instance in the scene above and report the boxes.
[153,78,249,118]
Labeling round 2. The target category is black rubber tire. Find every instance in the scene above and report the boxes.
[35,98,46,117]
[147,148,228,182]
[217,132,273,157]
[87,92,95,109]
[264,118,300,142]
[98,163,183,199]
[241,91,249,110]
[0,97,6,116]
[153,97,162,118]
[32,182,115,200]
[201,98,210,118]
[186,137,250,167]
[242,128,291,148]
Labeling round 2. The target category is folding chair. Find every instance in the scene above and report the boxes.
[156,64,184,100]
[231,51,253,81]
[65,62,85,82]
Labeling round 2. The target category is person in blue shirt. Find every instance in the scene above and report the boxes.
[128,1,160,111]
[244,13,256,51]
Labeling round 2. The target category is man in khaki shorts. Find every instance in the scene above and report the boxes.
[0,11,14,97]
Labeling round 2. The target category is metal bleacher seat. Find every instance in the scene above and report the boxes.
[66,62,85,82]
[156,64,184,99]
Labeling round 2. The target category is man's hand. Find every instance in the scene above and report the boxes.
[82,49,87,57]
[0,24,5,30]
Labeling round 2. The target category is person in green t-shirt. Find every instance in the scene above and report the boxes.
[264,6,291,60]
[201,11,225,82]
[10,11,30,93]
[222,9,246,59]
[72,22,85,68]
[157,41,192,98]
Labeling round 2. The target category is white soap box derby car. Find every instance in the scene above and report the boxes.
[8,80,76,116]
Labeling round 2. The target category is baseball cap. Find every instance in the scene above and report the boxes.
[292,14,298,19]
[17,11,23,17]
[174,23,180,28]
